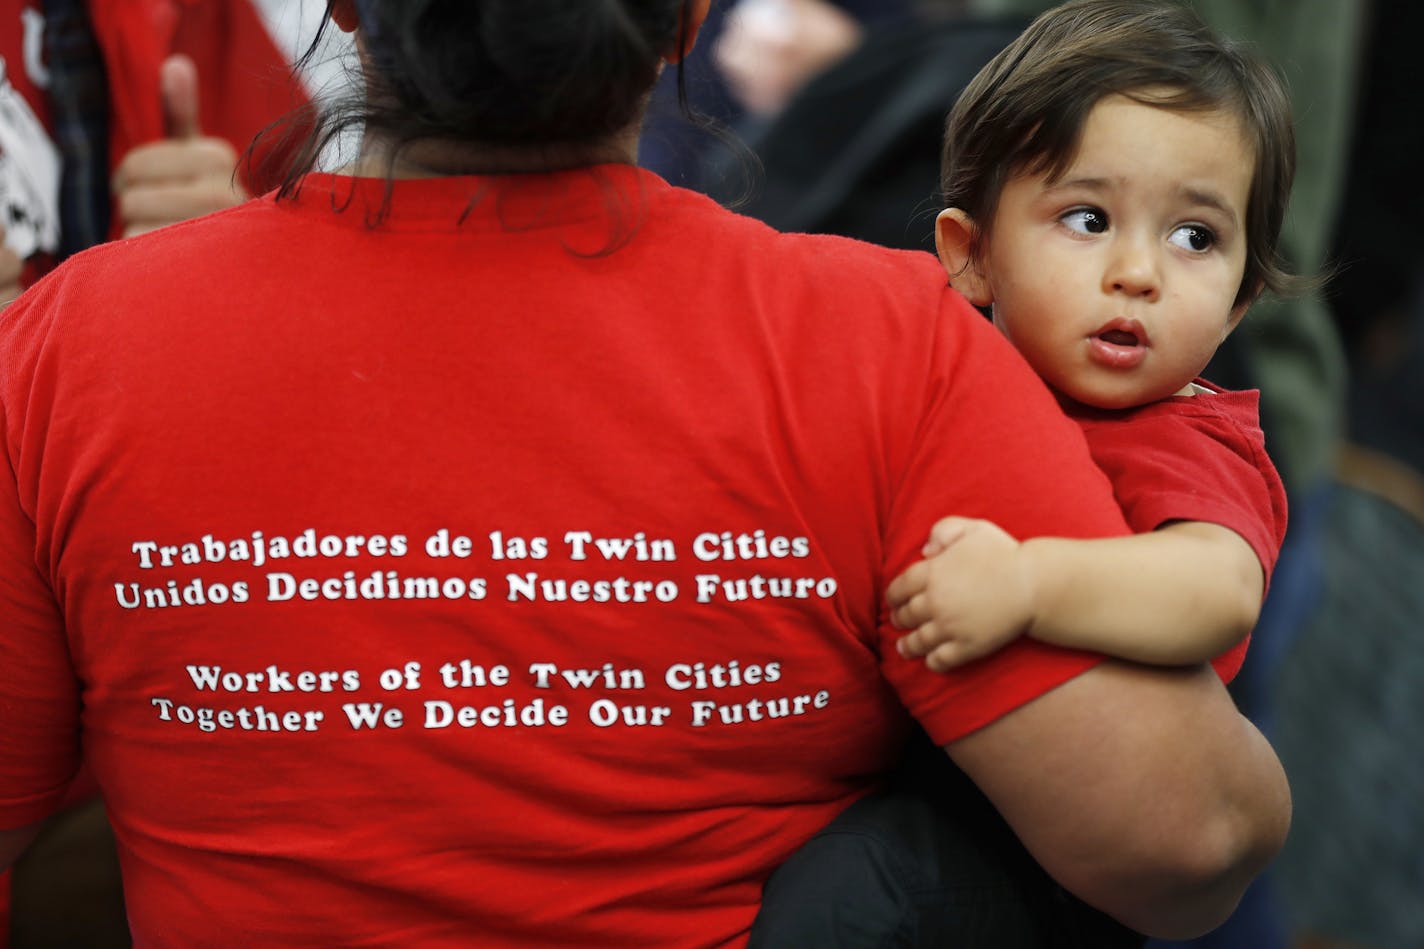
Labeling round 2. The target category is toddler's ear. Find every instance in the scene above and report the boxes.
[935,209,992,306]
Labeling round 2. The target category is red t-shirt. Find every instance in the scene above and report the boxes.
[1068,383,1289,682]
[0,167,1126,947]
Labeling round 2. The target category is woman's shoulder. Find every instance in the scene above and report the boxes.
[0,196,287,353]
[669,183,944,283]
[35,196,282,289]
[666,185,950,316]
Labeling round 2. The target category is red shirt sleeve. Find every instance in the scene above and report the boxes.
[1072,389,1289,683]
[879,291,1130,744]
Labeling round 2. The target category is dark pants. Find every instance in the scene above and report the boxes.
[750,731,1145,949]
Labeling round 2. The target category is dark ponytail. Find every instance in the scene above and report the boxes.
[260,0,691,195]
[367,1,681,144]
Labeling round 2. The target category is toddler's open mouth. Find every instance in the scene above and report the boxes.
[1098,327,1140,346]
[1088,319,1149,369]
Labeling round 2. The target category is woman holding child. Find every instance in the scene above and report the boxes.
[0,1,1288,945]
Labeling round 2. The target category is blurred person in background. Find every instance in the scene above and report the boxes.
[638,0,913,188]
[1,0,347,306]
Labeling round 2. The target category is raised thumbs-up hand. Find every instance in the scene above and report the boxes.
[111,55,248,239]
[159,50,203,140]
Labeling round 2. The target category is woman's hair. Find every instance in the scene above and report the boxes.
[940,0,1299,305]
[265,0,694,193]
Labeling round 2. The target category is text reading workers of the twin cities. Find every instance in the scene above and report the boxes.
[115,527,839,610]
[149,657,832,735]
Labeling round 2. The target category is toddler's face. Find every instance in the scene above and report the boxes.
[956,94,1253,409]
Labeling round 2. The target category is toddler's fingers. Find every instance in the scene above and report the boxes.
[889,591,930,631]
[895,625,934,658]
[885,559,928,608]
[926,632,1007,672]
[925,640,976,673]
[923,516,972,556]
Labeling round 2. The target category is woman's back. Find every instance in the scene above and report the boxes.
[0,166,1113,945]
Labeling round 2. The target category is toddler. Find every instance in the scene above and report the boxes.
[890,0,1293,679]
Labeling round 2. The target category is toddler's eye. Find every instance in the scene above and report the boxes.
[1169,224,1216,252]
[1060,208,1109,234]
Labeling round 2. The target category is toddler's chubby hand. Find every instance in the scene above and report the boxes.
[886,516,1037,672]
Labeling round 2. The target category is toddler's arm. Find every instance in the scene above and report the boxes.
[888,516,1263,670]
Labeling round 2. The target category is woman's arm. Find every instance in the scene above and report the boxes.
[892,515,1262,669]
[946,660,1291,939]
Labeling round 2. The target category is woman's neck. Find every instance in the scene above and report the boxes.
[347,126,641,179]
